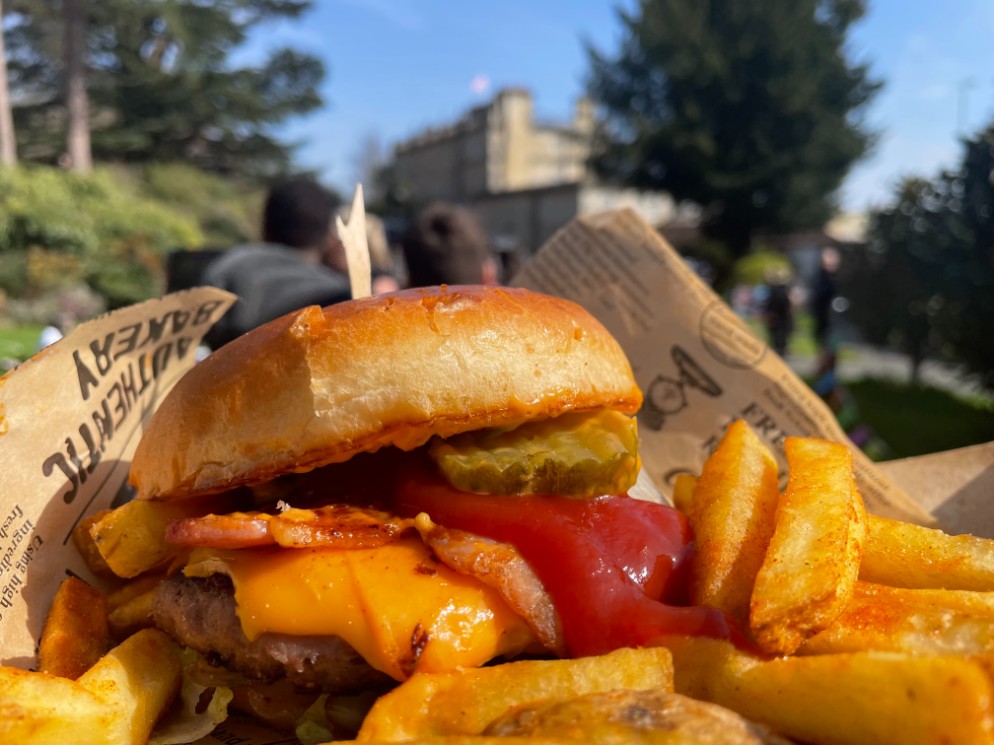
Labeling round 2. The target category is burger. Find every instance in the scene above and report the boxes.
[102,285,728,725]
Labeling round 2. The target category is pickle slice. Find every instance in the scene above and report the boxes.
[429,410,640,498]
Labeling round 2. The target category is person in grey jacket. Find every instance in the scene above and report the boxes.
[202,177,354,349]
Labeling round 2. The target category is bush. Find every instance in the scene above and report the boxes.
[0,165,203,308]
[138,163,263,247]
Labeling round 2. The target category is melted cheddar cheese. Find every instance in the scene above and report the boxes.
[185,536,537,681]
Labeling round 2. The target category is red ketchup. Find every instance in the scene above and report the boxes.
[394,471,731,657]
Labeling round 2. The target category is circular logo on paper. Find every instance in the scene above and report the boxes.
[699,301,766,370]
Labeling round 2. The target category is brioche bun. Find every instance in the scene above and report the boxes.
[131,285,641,501]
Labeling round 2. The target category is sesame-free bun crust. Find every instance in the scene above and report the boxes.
[131,286,642,501]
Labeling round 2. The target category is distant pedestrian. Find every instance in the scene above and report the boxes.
[811,247,840,350]
[401,203,498,288]
[763,266,794,358]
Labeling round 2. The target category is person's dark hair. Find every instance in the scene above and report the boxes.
[262,177,340,249]
[402,203,491,287]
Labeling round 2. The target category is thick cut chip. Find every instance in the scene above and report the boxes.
[355,646,674,742]
[689,420,780,631]
[76,628,182,745]
[483,688,793,744]
[862,514,994,590]
[0,667,109,743]
[38,576,111,679]
[72,510,115,577]
[660,634,994,745]
[0,628,182,745]
[750,437,866,655]
[671,474,697,515]
[107,574,165,639]
[89,494,235,578]
[799,581,994,656]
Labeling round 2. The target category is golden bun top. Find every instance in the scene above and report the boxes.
[131,285,642,501]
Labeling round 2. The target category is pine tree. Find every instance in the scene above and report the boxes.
[8,0,322,176]
[63,0,91,172]
[587,0,880,256]
[0,0,17,165]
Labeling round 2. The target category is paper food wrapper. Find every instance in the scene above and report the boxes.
[0,288,234,663]
[0,209,991,744]
[512,209,941,526]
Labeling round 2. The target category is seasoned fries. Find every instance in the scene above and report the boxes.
[481,688,792,744]
[86,494,233,578]
[86,499,194,579]
[356,647,674,741]
[106,574,164,639]
[72,510,116,578]
[688,419,780,630]
[659,634,994,745]
[664,421,994,743]
[38,576,111,679]
[862,513,994,590]
[670,473,697,515]
[0,628,181,745]
[799,581,994,655]
[749,436,867,654]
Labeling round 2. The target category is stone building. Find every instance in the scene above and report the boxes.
[390,88,674,258]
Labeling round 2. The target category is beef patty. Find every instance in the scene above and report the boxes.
[151,573,394,693]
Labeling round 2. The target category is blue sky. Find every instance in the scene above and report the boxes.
[244,0,994,214]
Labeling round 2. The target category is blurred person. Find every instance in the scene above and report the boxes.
[811,247,840,349]
[402,203,498,288]
[202,177,353,349]
[491,234,525,285]
[811,343,892,461]
[762,265,794,358]
[811,344,842,412]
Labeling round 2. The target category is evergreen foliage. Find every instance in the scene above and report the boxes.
[6,0,322,176]
[847,126,994,389]
[587,0,880,256]
[0,165,202,307]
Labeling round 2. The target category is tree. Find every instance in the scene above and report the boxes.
[63,0,91,171]
[0,3,16,166]
[846,178,948,383]
[932,126,994,389]
[8,0,323,176]
[587,0,880,256]
[847,126,994,388]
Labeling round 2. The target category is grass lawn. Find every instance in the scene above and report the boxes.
[0,324,44,362]
[846,378,994,459]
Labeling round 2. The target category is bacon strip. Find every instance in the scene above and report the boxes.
[166,512,271,549]
[166,505,414,550]
[414,512,566,656]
